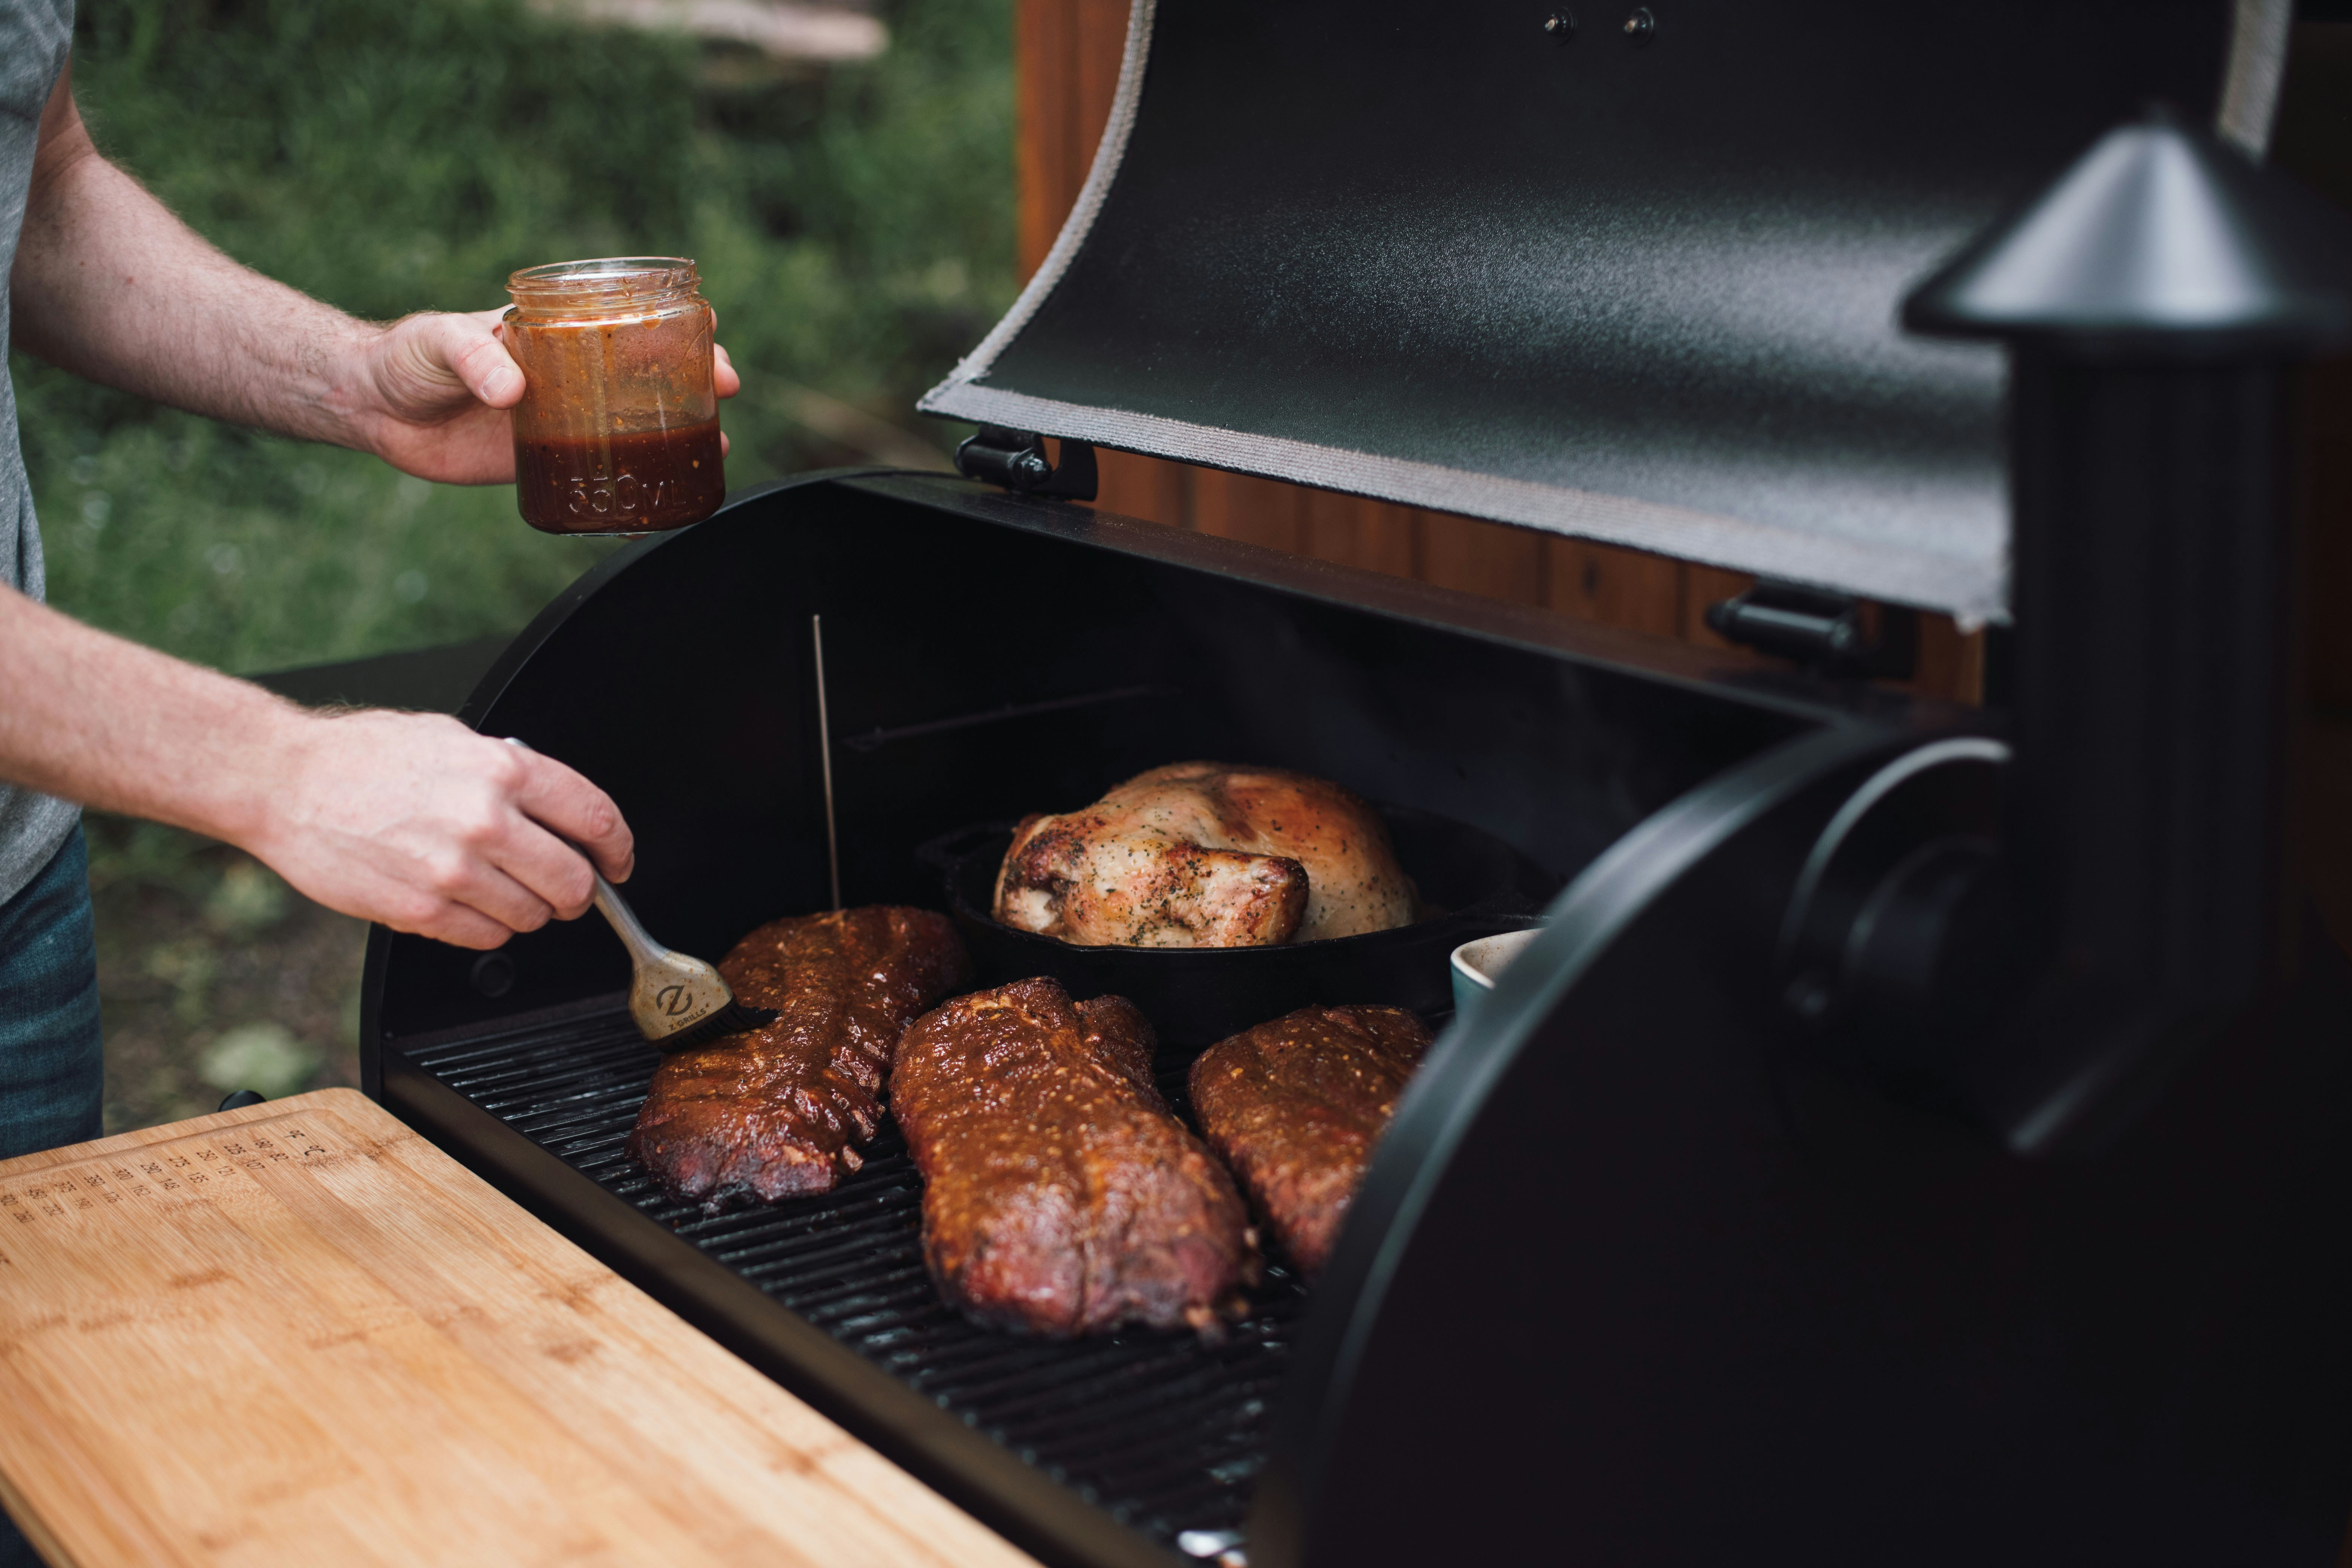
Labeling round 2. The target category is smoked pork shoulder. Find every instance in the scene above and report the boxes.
[893,977,1258,1337]
[627,906,969,1208]
[1188,1004,1433,1278]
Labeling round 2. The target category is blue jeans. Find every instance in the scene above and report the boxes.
[0,825,102,1160]
[0,826,100,1567]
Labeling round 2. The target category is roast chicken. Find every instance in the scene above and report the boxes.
[992,762,1416,947]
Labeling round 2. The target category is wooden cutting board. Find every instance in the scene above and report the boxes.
[0,1089,1037,1568]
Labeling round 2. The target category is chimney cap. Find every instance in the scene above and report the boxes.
[1904,104,2352,359]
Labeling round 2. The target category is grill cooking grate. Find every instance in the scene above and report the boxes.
[398,1003,1311,1550]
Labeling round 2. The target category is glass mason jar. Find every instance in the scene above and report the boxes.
[502,257,725,535]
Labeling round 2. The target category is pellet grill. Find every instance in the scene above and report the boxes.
[362,3,2352,1564]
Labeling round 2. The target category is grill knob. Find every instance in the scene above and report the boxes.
[471,952,518,999]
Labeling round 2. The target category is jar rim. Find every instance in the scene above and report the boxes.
[507,256,700,302]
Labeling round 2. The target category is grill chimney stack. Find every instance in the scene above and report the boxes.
[1905,105,2352,1148]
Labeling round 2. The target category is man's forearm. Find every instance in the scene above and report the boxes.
[10,60,731,486]
[9,64,382,452]
[0,583,301,846]
[0,585,639,948]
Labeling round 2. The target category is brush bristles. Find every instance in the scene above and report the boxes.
[654,1002,782,1052]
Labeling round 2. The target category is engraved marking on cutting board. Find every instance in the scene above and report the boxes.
[0,1116,343,1234]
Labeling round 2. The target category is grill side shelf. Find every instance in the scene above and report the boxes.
[377,1007,1304,1568]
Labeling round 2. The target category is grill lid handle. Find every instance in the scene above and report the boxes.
[1702,580,1918,680]
[954,426,1098,501]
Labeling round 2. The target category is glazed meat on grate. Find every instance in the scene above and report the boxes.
[992,762,1416,947]
[1188,1004,1434,1279]
[893,977,1259,1337]
[626,906,969,1208]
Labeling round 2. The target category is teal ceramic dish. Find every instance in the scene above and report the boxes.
[1449,927,1543,1015]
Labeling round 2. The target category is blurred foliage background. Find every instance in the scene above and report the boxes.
[11,0,1015,1128]
[19,0,1011,676]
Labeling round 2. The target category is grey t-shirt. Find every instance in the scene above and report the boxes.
[0,0,83,905]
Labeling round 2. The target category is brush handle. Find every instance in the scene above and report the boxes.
[586,872,667,969]
[502,737,665,965]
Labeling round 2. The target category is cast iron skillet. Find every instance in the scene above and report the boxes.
[915,804,1557,1047]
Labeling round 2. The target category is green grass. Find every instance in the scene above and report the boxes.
[14,0,1014,676]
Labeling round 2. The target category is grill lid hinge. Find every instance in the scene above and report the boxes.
[1704,579,1917,679]
[954,425,1099,501]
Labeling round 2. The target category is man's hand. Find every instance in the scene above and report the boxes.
[346,309,742,485]
[254,711,635,949]
[0,587,637,950]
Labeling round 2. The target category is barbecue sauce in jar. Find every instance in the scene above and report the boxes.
[514,424,725,533]
[502,258,724,535]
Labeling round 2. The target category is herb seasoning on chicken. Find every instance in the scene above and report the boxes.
[992,762,1416,947]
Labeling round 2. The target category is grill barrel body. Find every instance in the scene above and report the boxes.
[363,471,2352,1566]
[363,472,1845,1566]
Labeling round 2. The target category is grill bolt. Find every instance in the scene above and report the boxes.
[1543,9,1576,41]
[1622,6,1655,43]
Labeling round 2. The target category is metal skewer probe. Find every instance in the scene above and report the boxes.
[813,613,842,912]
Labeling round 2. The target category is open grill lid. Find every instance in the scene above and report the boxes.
[920,0,2283,624]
